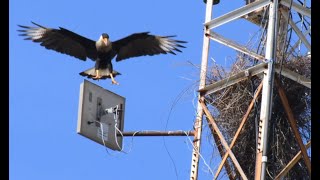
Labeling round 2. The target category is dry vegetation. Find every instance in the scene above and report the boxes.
[204,54,311,179]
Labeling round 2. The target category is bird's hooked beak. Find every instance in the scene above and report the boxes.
[102,37,108,46]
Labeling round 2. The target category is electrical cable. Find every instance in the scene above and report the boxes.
[184,131,215,176]
[95,120,118,156]
[161,81,200,180]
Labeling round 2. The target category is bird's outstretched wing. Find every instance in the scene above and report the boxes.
[17,22,97,61]
[112,32,187,62]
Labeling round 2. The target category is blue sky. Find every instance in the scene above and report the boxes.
[10,1,267,180]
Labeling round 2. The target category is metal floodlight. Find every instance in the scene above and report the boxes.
[77,80,125,151]
[203,0,220,5]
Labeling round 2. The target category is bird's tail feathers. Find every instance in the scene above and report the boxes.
[79,67,121,80]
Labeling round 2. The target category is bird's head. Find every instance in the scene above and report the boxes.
[101,33,109,45]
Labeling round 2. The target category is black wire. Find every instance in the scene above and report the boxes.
[297,0,311,9]
[254,7,268,65]
[163,81,198,180]
[256,6,269,62]
[297,13,311,37]
[294,0,311,37]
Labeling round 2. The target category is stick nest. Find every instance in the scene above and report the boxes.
[205,55,310,179]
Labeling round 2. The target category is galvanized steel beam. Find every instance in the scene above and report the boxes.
[205,0,271,29]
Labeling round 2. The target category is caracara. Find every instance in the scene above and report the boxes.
[18,22,187,85]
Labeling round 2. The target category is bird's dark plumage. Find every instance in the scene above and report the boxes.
[18,22,187,84]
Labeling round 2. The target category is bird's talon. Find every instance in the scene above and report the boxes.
[112,80,119,85]
[92,75,101,80]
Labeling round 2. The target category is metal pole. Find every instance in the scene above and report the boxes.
[189,0,213,179]
[255,0,278,179]
[117,130,194,136]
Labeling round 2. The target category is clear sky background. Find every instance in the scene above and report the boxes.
[10,0,270,180]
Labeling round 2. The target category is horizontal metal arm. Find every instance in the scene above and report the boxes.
[204,0,271,29]
[117,130,194,136]
[280,0,311,18]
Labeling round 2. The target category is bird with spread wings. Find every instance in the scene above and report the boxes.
[18,22,187,85]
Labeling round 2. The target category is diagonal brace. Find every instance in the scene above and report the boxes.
[280,9,311,52]
[211,130,236,180]
[200,99,248,180]
[213,81,263,180]
[275,141,311,179]
[275,77,311,175]
[206,31,265,61]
